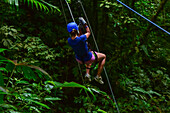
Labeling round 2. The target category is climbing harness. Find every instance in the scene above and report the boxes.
[85,51,98,70]
[117,0,170,35]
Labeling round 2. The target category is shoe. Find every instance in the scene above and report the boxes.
[94,76,104,84]
[85,73,91,82]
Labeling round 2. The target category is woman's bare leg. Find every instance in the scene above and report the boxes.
[85,64,92,81]
[97,53,106,77]
[86,64,91,74]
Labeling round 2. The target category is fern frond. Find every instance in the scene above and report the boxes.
[3,0,60,13]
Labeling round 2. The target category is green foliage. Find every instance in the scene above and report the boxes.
[0,0,170,112]
[46,81,96,101]
[2,0,60,13]
[0,47,103,112]
[0,25,23,48]
[0,78,61,112]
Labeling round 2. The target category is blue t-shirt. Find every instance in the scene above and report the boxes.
[68,35,92,62]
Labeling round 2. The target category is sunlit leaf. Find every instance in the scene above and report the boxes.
[3,0,60,13]
[46,81,96,101]
[0,104,17,110]
[40,0,60,12]
[26,99,50,109]
[0,48,8,53]
[16,80,29,84]
[30,106,41,113]
[44,97,61,101]
[0,67,8,72]
[97,109,107,113]
[148,90,161,97]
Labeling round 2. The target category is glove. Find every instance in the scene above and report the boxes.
[79,17,87,25]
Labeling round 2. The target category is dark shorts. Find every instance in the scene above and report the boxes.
[76,51,97,64]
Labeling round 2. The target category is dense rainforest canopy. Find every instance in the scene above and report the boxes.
[0,0,169,112]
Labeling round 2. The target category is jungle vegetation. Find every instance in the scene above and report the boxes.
[0,0,169,112]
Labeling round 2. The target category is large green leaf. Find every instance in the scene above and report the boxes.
[46,81,96,101]
[133,87,161,98]
[0,68,8,72]
[16,80,30,84]
[3,0,61,13]
[0,104,17,110]
[40,0,61,12]
[26,65,52,80]
[0,56,13,63]
[44,97,61,101]
[3,58,52,80]
[97,109,107,113]
[90,88,114,106]
[5,62,15,72]
[30,106,41,113]
[21,66,33,80]
[26,99,50,109]
[0,48,7,53]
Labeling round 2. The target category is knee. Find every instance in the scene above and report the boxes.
[103,54,106,59]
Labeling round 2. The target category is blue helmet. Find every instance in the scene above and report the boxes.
[67,22,78,33]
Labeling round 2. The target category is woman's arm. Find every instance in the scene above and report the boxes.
[85,24,91,39]
[79,17,91,38]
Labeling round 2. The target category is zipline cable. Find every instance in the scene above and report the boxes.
[59,0,68,25]
[78,0,120,113]
[64,0,75,22]
[77,0,100,52]
[63,0,93,104]
[117,0,170,35]
[61,0,85,84]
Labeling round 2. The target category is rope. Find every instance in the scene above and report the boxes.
[63,0,93,104]
[117,0,170,35]
[78,1,120,113]
[77,62,85,84]
[59,0,67,25]
[64,0,75,22]
[77,0,100,52]
[61,0,85,85]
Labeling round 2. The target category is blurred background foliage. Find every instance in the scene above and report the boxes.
[0,0,169,112]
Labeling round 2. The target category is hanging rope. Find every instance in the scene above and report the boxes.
[77,0,100,52]
[117,0,170,35]
[64,0,75,22]
[63,0,93,104]
[60,0,85,84]
[59,0,67,25]
[62,0,120,112]
[77,0,120,113]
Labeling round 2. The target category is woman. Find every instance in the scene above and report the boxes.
[67,17,106,84]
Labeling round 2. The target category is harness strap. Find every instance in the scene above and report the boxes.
[86,51,98,70]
